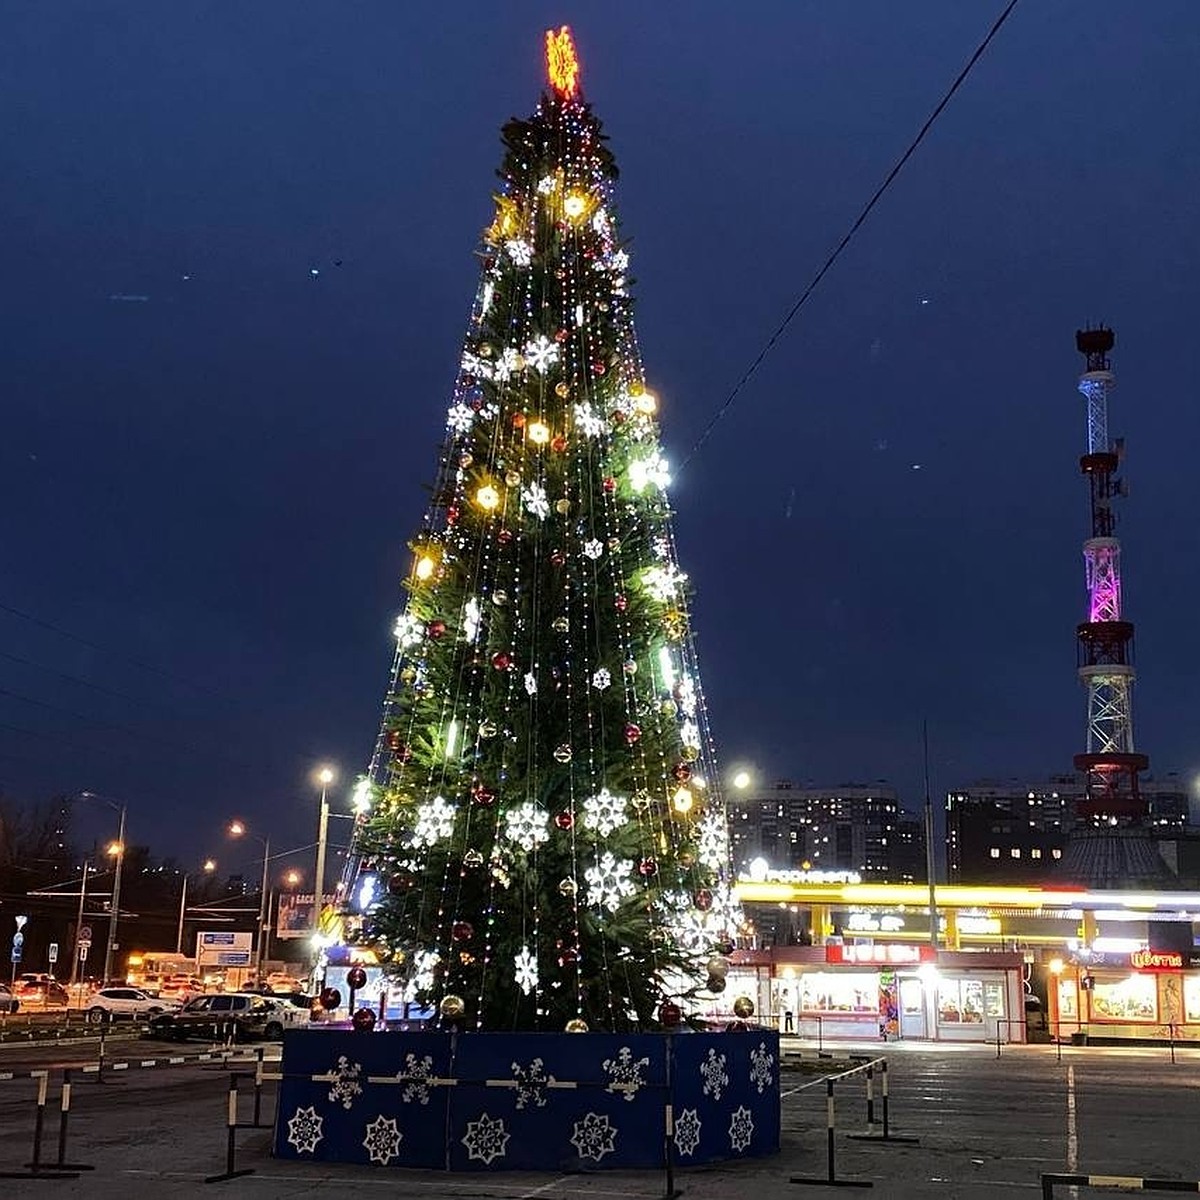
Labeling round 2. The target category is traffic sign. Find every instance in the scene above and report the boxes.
[48,943,58,964]
[78,925,92,943]
[10,947,19,963]
[78,944,89,962]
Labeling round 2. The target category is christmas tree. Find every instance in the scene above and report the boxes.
[354,27,738,1032]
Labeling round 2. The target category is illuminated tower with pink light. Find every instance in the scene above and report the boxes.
[1072,326,1149,822]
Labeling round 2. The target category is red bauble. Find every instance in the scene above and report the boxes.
[659,1000,683,1028]
[558,946,579,967]
[491,651,511,671]
[352,1007,377,1032]
[512,412,527,429]
[614,594,628,612]
[554,328,569,342]
[694,888,714,912]
[346,966,368,990]
[387,872,410,896]
[427,620,447,640]
[638,857,658,878]
[602,476,617,494]
[386,730,405,751]
[471,785,496,807]
[319,987,342,1011]
[554,810,574,831]
[550,550,566,567]
[610,410,627,425]
[451,921,474,942]
[446,505,459,525]
[623,723,642,745]
[497,528,513,546]
[551,435,568,453]
[672,763,692,783]
[592,361,606,376]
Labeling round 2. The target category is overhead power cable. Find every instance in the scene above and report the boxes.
[680,0,1021,470]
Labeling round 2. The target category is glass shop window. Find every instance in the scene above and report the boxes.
[798,972,879,1015]
[1091,974,1157,1023]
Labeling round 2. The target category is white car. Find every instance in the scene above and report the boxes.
[86,986,177,1023]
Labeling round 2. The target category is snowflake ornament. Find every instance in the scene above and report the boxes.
[492,346,522,381]
[514,944,538,995]
[675,674,697,717]
[641,563,686,603]
[570,1112,617,1162]
[446,402,476,434]
[591,207,611,235]
[582,538,603,560]
[608,248,630,272]
[400,1053,434,1105]
[674,1108,702,1157]
[286,1105,324,1155]
[327,1055,364,1110]
[523,670,537,696]
[680,718,701,750]
[463,597,482,643]
[749,1041,776,1094]
[627,450,671,493]
[460,350,493,380]
[696,813,730,871]
[522,482,550,520]
[582,787,628,837]
[652,535,672,560]
[394,611,423,649]
[591,667,612,691]
[603,1046,650,1102]
[699,1047,729,1101]
[461,1112,510,1165]
[363,1115,403,1165]
[503,802,550,847]
[537,173,557,194]
[411,949,439,994]
[505,239,533,266]
[411,795,457,848]
[523,335,560,373]
[585,851,635,912]
[728,1105,755,1152]
[573,402,606,438]
[511,1057,554,1110]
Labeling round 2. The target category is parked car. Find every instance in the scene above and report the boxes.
[14,974,68,1006]
[86,987,176,1023]
[160,974,205,1001]
[0,983,19,1013]
[147,992,282,1042]
[266,972,305,993]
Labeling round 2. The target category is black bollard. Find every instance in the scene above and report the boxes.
[54,1070,96,1171]
[0,1072,79,1180]
[204,1073,255,1183]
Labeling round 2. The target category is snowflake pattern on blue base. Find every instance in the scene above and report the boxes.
[461,1112,511,1165]
[728,1104,754,1152]
[363,1114,403,1165]
[571,1111,618,1162]
[673,1107,702,1157]
[286,1105,324,1155]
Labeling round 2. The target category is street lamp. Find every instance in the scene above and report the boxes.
[229,821,270,984]
[176,858,217,955]
[79,793,128,985]
[313,765,336,946]
[731,769,753,793]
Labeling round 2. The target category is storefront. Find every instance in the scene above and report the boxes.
[1051,949,1200,1041]
[738,945,1026,1043]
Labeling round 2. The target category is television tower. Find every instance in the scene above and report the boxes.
[1072,327,1149,822]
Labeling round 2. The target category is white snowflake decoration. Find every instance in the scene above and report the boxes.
[570,1112,617,1163]
[699,1048,729,1101]
[674,1108,702,1157]
[503,802,550,847]
[749,1041,776,1094]
[400,1053,434,1105]
[609,248,630,272]
[463,597,481,644]
[585,851,635,912]
[681,718,701,750]
[641,563,686,603]
[461,1112,510,1165]
[522,482,550,520]
[480,280,494,316]
[505,239,533,266]
[696,813,730,871]
[286,1105,324,1155]
[523,335,560,373]
[363,1115,403,1165]
[327,1055,364,1110]
[573,402,606,438]
[412,950,439,994]
[460,351,493,380]
[537,173,557,194]
[514,944,538,995]
[492,346,522,381]
[675,674,697,717]
[627,450,671,493]
[446,402,476,434]
[591,667,612,691]
[411,795,457,848]
[582,787,628,837]
[591,207,610,235]
[582,538,603,560]
[511,1057,554,1110]
[652,535,672,560]
[729,1105,754,1152]
[523,670,537,696]
[603,1046,650,1102]
[394,611,423,649]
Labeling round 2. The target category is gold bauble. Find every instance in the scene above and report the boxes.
[565,1018,589,1033]
[733,995,755,1019]
[440,994,466,1020]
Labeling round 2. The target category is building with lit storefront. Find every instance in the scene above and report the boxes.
[731,868,1200,1045]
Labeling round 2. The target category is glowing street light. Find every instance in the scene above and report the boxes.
[228,820,270,983]
[313,764,338,948]
[732,770,753,792]
[177,858,217,955]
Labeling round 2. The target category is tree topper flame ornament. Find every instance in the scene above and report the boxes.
[546,25,580,98]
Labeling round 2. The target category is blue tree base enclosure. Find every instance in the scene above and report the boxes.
[273,1028,780,1171]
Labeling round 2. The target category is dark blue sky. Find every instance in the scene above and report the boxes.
[3,2,1198,873]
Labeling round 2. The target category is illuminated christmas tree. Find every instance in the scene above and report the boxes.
[355,27,738,1032]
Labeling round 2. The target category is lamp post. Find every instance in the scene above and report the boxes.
[229,822,270,984]
[79,793,129,985]
[177,859,217,955]
[68,860,90,990]
[313,766,336,946]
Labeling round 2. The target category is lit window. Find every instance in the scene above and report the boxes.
[1010,848,1021,858]
[990,848,1000,859]
[1031,848,1042,859]
[1051,848,1063,860]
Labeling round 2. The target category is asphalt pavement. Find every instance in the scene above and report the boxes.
[0,1036,1197,1197]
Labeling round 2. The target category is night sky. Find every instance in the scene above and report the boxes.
[4,2,1199,876]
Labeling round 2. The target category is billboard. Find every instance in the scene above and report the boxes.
[197,930,253,968]
[277,893,316,939]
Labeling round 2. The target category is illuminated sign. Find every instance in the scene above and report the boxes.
[953,915,1003,936]
[1130,950,1183,971]
[845,913,906,933]
[826,944,935,966]
[741,864,862,886]
[545,26,580,98]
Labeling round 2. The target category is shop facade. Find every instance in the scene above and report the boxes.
[734,945,1026,1044]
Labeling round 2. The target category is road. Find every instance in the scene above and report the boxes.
[0,1038,1196,1196]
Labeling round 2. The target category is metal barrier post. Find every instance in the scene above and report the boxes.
[54,1070,95,1171]
[865,1063,875,1128]
[662,1032,680,1200]
[0,1072,79,1180]
[252,1048,264,1128]
[1169,1023,1176,1065]
[790,1076,872,1188]
[204,1073,255,1183]
[848,1059,920,1146]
